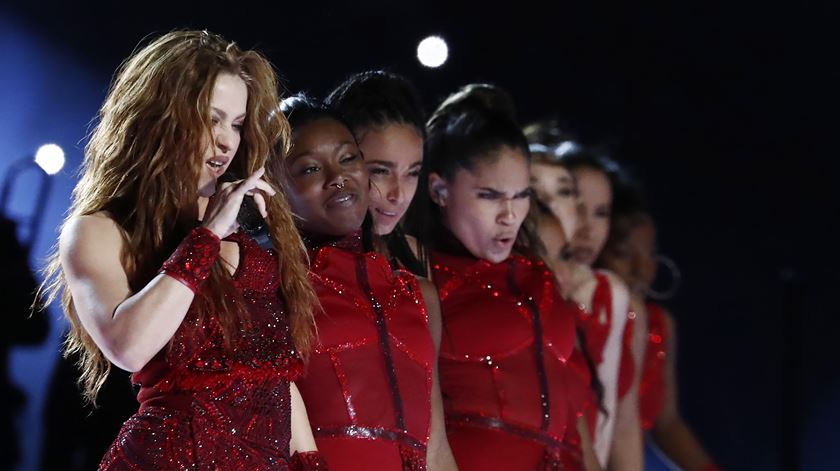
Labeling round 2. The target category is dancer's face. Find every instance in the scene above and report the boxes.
[430,147,531,263]
[359,124,423,235]
[600,218,657,297]
[284,118,369,237]
[198,73,248,197]
[571,167,612,266]
[530,162,579,240]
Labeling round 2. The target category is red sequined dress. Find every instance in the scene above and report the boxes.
[295,232,435,470]
[431,248,584,470]
[100,231,308,470]
[639,303,668,431]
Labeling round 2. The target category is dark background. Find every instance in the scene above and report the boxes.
[1,0,837,469]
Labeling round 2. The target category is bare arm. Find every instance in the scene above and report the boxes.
[289,382,319,454]
[60,214,198,372]
[60,169,275,372]
[579,417,604,471]
[419,278,459,471]
[608,389,643,471]
[651,312,716,471]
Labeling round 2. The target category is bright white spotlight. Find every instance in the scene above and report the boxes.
[34,143,65,175]
[417,36,448,68]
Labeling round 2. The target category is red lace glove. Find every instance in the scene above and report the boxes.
[160,227,220,293]
[290,451,329,470]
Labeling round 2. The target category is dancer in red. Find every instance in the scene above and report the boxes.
[406,85,599,470]
[43,31,326,469]
[599,181,721,471]
[326,71,457,468]
[277,96,450,470]
[326,71,428,275]
[525,125,641,470]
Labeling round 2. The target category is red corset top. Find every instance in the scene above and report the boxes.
[431,251,578,446]
[295,237,435,463]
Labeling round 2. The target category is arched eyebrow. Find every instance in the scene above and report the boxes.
[474,186,533,198]
[365,159,423,169]
[211,107,246,121]
[288,141,356,161]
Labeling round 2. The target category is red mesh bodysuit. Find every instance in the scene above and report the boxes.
[100,231,306,470]
[295,233,434,470]
[431,250,583,470]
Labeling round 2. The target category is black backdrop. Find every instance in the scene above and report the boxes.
[5,0,839,469]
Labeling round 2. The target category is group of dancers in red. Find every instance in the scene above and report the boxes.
[43,30,722,470]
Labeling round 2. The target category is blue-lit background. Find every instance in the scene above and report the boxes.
[1,1,838,470]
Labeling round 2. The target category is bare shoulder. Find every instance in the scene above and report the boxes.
[62,212,122,239]
[60,212,125,275]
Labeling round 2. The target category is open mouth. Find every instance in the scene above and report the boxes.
[205,157,230,176]
[374,207,399,218]
[326,191,357,208]
[493,236,515,247]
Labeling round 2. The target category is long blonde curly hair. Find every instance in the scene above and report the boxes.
[40,30,318,405]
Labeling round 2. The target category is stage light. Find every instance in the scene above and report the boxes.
[417,36,448,68]
[555,141,580,156]
[34,144,65,175]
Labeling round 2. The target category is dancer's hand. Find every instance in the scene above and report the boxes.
[202,167,276,239]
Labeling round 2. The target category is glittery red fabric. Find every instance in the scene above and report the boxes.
[431,251,583,470]
[295,234,434,471]
[100,231,305,470]
[639,303,668,431]
[160,227,220,293]
[567,345,598,438]
[562,347,594,468]
[290,451,330,470]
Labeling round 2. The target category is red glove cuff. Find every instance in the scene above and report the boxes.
[160,227,220,293]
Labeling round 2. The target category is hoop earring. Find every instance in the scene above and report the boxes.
[647,253,681,300]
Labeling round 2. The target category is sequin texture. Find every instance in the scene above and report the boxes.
[100,231,305,470]
[296,232,434,470]
[160,226,221,293]
[431,250,584,470]
[290,451,330,470]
